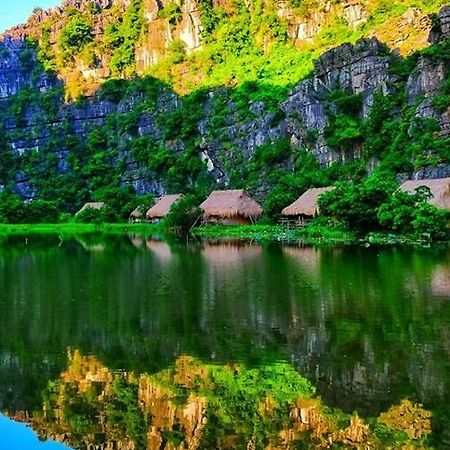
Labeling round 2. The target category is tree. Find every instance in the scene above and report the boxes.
[319,173,397,232]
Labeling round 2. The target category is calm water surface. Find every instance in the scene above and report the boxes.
[0,233,449,448]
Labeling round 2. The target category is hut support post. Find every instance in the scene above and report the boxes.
[189,214,203,231]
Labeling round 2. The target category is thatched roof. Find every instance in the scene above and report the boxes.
[399,178,450,210]
[146,194,183,219]
[200,190,263,219]
[282,187,334,217]
[75,202,105,216]
[130,206,145,218]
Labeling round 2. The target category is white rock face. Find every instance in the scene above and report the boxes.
[343,3,366,28]
[200,151,215,172]
[296,21,321,41]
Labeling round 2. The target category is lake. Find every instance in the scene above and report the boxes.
[0,233,449,449]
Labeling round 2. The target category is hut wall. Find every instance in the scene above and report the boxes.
[205,215,252,225]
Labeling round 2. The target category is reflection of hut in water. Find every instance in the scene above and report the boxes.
[202,242,262,267]
[146,194,183,223]
[75,202,105,216]
[282,245,322,274]
[129,236,145,248]
[75,237,106,252]
[431,266,450,297]
[399,178,450,210]
[200,190,263,225]
[146,239,172,262]
[281,187,334,226]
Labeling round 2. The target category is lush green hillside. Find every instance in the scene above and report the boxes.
[10,0,448,98]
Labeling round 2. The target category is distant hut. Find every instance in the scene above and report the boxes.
[281,187,334,226]
[146,194,183,223]
[129,206,146,223]
[200,189,263,225]
[75,202,105,216]
[399,178,450,210]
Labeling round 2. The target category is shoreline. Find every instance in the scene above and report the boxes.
[0,223,447,246]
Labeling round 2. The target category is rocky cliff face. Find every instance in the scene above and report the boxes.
[3,0,438,80]
[0,3,448,205]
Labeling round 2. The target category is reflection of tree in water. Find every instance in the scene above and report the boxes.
[12,350,433,450]
[279,247,450,415]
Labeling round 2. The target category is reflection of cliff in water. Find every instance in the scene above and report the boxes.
[12,351,435,450]
[0,238,449,426]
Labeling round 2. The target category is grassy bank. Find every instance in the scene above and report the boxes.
[192,224,357,244]
[0,222,164,236]
[192,224,450,245]
[0,221,354,244]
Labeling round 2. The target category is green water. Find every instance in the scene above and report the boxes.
[0,233,449,448]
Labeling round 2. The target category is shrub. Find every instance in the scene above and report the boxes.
[0,195,60,224]
[324,114,363,152]
[167,39,186,64]
[98,79,129,102]
[59,16,93,59]
[75,205,116,223]
[105,0,144,74]
[0,194,27,223]
[165,194,202,234]
[75,207,103,223]
[319,173,397,232]
[197,0,225,41]
[158,2,182,25]
[378,187,450,240]
[19,48,35,72]
[26,200,60,223]
[93,186,137,221]
[327,90,363,117]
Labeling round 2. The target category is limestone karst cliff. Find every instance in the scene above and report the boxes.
[0,1,448,213]
[3,0,444,88]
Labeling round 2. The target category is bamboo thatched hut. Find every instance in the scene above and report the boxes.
[281,187,334,226]
[75,202,105,216]
[146,194,183,223]
[200,190,263,225]
[129,206,148,223]
[399,178,450,210]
